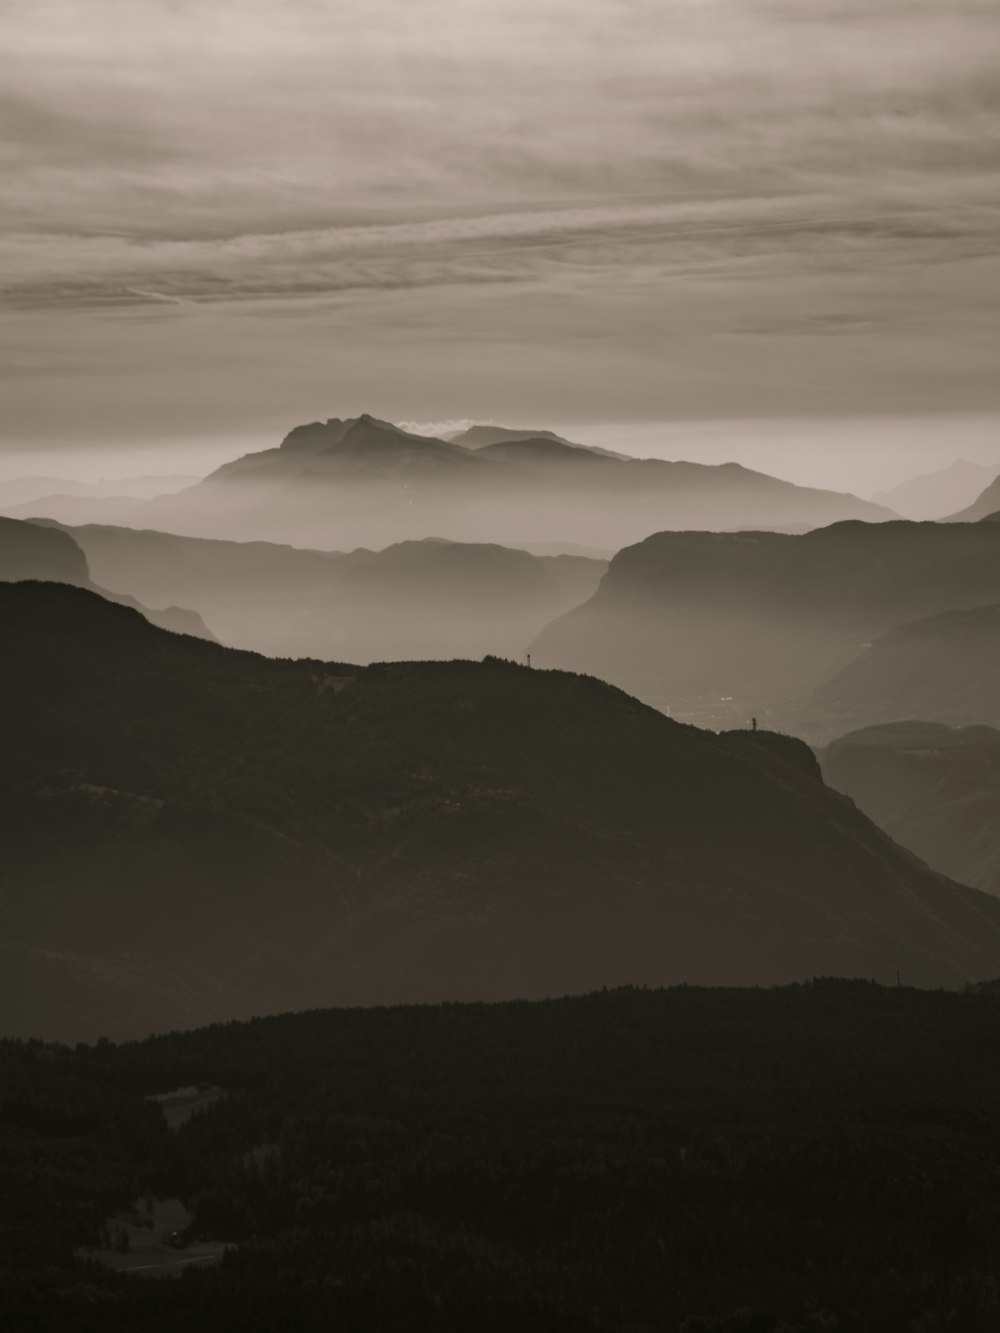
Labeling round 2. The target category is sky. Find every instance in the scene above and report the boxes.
[2,0,999,488]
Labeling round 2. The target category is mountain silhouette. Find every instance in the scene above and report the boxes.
[946,472,1000,522]
[531,520,1000,737]
[2,494,159,526]
[91,414,896,550]
[813,602,1000,733]
[872,460,999,521]
[451,423,629,458]
[29,521,605,661]
[822,722,1000,898]
[0,516,213,641]
[0,473,198,508]
[5,580,1000,1041]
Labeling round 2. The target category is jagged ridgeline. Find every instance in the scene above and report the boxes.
[531,519,1000,737]
[4,581,1000,1041]
[8,415,895,549]
[24,521,607,663]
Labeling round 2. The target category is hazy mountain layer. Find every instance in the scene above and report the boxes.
[532,520,1000,737]
[822,722,1000,897]
[69,415,894,551]
[0,516,212,641]
[2,494,161,526]
[5,581,1000,1041]
[872,460,999,521]
[0,473,198,507]
[450,423,629,458]
[813,603,1000,734]
[946,472,1000,522]
[32,522,605,662]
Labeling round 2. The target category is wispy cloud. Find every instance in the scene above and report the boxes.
[4,187,998,310]
[1,0,998,457]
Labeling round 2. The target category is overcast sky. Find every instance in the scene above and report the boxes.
[2,0,998,485]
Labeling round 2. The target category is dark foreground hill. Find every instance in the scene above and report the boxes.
[7,982,1000,1332]
[0,516,212,641]
[822,721,1000,897]
[30,522,604,662]
[79,414,893,550]
[532,520,1000,737]
[5,582,1000,1041]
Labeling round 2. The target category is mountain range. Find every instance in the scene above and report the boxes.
[5,580,1000,1041]
[814,602,1000,733]
[822,722,1000,898]
[531,520,1000,736]
[946,472,1000,522]
[871,460,999,521]
[0,473,198,507]
[27,521,605,662]
[10,415,894,551]
[0,516,212,641]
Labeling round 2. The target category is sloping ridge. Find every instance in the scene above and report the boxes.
[4,581,1000,1042]
[814,602,1000,731]
[945,472,1000,522]
[132,413,898,551]
[0,515,214,641]
[530,521,1000,727]
[821,721,1000,897]
[207,414,478,484]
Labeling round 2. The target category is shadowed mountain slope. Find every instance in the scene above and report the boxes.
[0,516,212,641]
[90,414,894,550]
[813,603,1000,734]
[822,722,1000,898]
[531,520,1000,736]
[450,424,575,448]
[5,581,1000,1041]
[872,460,999,521]
[946,473,1000,522]
[30,522,604,661]
[450,423,629,459]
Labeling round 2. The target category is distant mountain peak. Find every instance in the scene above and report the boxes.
[279,414,453,457]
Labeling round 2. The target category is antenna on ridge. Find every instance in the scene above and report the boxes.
[526,653,532,668]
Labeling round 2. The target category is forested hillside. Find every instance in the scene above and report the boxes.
[7,581,1000,1040]
[5,983,1000,1331]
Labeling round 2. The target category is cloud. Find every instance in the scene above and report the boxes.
[396,420,484,439]
[4,185,998,311]
[1,0,998,458]
[2,0,998,240]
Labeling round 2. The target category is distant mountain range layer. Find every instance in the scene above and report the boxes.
[872,460,999,521]
[5,415,894,549]
[5,581,1000,1041]
[823,722,1000,898]
[815,602,1000,733]
[0,473,199,507]
[531,520,1000,737]
[947,471,1000,522]
[0,516,212,641]
[30,521,605,662]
